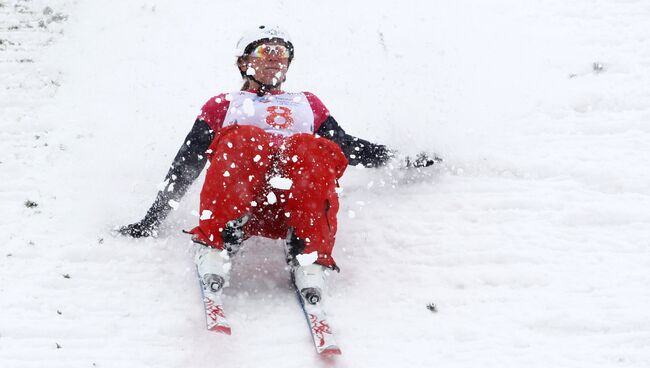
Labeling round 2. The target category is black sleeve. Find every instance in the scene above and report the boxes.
[140,119,214,228]
[316,116,392,167]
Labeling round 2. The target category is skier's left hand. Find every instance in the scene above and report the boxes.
[404,152,442,168]
[115,220,158,238]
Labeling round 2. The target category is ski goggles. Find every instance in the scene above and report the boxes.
[248,44,291,59]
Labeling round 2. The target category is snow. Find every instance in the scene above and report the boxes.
[296,251,318,267]
[269,176,293,190]
[199,210,213,220]
[167,199,179,210]
[2,0,650,367]
[266,191,278,205]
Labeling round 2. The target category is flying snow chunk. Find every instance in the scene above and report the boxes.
[267,192,277,204]
[200,210,213,220]
[243,98,255,116]
[223,170,230,177]
[269,176,293,190]
[296,251,318,266]
[253,154,261,162]
[168,200,179,210]
[246,67,256,76]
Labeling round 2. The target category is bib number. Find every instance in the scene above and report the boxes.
[265,106,294,129]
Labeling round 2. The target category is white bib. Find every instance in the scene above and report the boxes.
[222,91,315,136]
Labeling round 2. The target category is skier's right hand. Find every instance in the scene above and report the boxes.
[116,220,158,238]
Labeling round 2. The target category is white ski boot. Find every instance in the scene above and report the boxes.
[195,245,231,294]
[293,263,327,305]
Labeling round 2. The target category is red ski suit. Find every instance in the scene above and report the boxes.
[188,90,348,269]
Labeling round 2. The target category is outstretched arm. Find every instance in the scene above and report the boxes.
[316,116,393,167]
[316,116,440,168]
[118,119,214,237]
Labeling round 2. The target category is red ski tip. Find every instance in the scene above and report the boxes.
[320,347,342,355]
[209,325,232,335]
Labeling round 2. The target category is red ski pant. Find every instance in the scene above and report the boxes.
[188,125,348,269]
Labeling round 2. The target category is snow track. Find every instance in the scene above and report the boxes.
[2,1,650,367]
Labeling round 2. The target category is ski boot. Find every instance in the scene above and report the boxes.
[194,214,250,334]
[285,228,328,305]
[195,213,250,293]
[293,263,327,305]
[195,245,231,294]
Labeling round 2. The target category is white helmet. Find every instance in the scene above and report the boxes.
[235,25,294,59]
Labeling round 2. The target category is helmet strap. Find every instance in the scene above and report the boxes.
[247,74,283,96]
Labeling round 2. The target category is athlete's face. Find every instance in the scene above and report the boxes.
[239,42,291,87]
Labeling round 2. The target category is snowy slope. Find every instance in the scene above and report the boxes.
[2,0,650,367]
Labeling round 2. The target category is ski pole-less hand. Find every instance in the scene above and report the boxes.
[403,152,442,168]
[117,218,158,238]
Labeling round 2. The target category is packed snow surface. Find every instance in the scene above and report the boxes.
[2,0,650,367]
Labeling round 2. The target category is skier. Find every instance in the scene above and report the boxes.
[118,25,437,308]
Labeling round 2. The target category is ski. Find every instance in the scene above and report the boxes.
[202,291,231,334]
[196,262,340,352]
[295,288,342,355]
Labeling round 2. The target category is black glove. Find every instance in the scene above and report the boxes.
[116,219,158,238]
[116,192,173,238]
[404,152,442,168]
